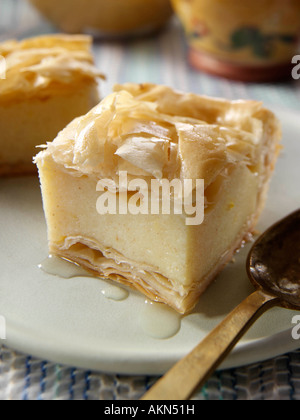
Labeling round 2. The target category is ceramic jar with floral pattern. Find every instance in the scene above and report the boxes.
[172,0,300,81]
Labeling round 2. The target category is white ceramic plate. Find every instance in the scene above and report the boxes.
[0,108,300,376]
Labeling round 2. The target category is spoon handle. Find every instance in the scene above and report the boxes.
[142,289,279,401]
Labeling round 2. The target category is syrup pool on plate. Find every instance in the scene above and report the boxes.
[38,255,129,301]
[39,256,182,338]
[139,300,182,340]
[38,255,92,278]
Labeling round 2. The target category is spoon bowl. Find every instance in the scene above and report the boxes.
[248,209,300,310]
[142,209,300,400]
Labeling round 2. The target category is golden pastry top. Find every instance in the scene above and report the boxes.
[35,83,281,189]
[0,34,104,102]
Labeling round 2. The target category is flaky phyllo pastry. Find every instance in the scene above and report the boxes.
[35,83,281,314]
[0,34,104,176]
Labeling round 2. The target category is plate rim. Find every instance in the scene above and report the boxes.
[2,320,299,375]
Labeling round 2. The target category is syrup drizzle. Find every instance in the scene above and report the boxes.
[38,255,182,339]
[38,255,128,301]
[139,300,182,339]
[38,255,92,279]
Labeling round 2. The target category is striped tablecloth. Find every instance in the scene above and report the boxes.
[1,0,300,401]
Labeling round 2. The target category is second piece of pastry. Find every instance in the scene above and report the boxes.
[0,34,104,176]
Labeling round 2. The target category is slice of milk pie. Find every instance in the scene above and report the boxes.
[35,83,281,314]
[0,34,104,176]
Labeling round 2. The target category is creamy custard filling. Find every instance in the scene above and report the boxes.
[49,212,256,314]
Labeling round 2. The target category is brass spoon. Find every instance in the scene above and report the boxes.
[142,209,300,400]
